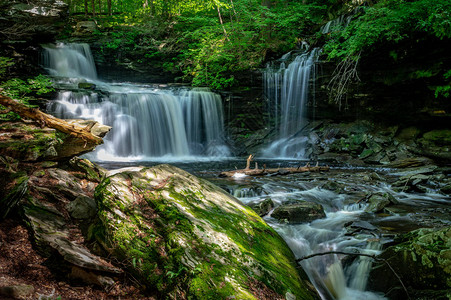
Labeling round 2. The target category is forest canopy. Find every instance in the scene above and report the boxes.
[45,0,451,93]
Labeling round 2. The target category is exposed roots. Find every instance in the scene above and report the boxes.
[328,53,361,110]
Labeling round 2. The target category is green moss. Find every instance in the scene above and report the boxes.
[93,165,317,299]
[422,130,451,146]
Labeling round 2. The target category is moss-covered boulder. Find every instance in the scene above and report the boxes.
[369,227,451,299]
[93,164,319,299]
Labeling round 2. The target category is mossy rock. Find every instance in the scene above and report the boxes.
[272,201,326,224]
[94,164,319,299]
[422,130,451,146]
[0,122,62,161]
[0,121,104,161]
[369,227,451,298]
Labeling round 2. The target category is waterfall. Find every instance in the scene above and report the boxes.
[43,43,230,161]
[41,43,97,79]
[263,48,320,158]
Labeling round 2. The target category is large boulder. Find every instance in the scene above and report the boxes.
[369,227,451,299]
[93,164,319,299]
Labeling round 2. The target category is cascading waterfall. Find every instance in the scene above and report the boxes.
[263,48,320,158]
[43,43,230,160]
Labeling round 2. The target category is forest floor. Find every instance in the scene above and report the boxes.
[0,218,155,300]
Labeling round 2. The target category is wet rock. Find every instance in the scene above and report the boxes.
[0,284,35,299]
[421,130,451,146]
[440,184,451,195]
[388,157,433,168]
[369,227,451,299]
[77,82,97,90]
[395,126,421,142]
[392,166,438,177]
[364,192,398,213]
[248,198,275,217]
[67,196,97,219]
[320,181,345,193]
[272,201,326,224]
[348,221,377,231]
[94,164,319,299]
[392,171,434,193]
[383,206,409,215]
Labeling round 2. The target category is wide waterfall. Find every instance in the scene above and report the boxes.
[42,43,230,161]
[263,48,320,158]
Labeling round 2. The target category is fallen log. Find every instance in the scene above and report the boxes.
[0,92,103,146]
[219,156,330,177]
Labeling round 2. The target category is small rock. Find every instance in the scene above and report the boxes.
[365,193,395,213]
[78,82,96,89]
[0,284,35,299]
[440,184,451,194]
[349,221,377,231]
[272,201,326,224]
[248,198,275,217]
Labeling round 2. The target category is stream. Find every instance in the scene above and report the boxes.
[41,43,451,300]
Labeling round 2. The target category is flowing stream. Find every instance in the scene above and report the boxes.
[42,43,450,300]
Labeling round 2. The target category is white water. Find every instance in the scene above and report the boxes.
[235,179,386,300]
[263,48,320,159]
[42,43,230,161]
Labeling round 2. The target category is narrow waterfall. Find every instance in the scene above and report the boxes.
[43,43,230,160]
[263,48,320,158]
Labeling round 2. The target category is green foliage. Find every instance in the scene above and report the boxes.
[324,0,451,60]
[434,70,451,98]
[0,72,54,121]
[0,57,14,78]
[70,0,329,89]
[1,75,54,103]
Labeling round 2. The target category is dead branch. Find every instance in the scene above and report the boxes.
[328,52,361,110]
[219,155,329,177]
[296,251,411,300]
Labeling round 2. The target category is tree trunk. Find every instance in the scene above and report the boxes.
[84,0,88,16]
[108,0,112,16]
[220,158,329,177]
[216,5,230,41]
[98,0,101,15]
[91,0,96,17]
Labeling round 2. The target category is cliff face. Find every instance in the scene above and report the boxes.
[0,0,68,78]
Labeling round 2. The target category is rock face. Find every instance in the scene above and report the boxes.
[271,201,326,224]
[369,227,451,299]
[93,164,319,299]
